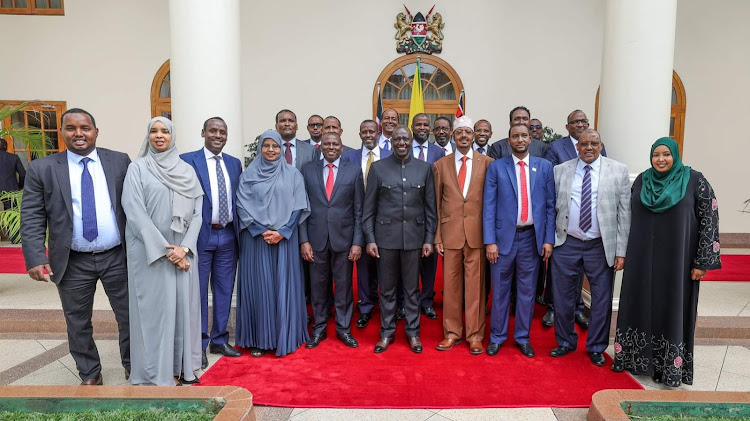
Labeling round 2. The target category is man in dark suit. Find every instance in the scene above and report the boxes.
[483,123,555,358]
[407,113,444,320]
[300,132,364,349]
[180,117,242,368]
[488,107,548,159]
[432,116,455,155]
[0,138,25,212]
[473,119,492,156]
[277,109,317,170]
[21,108,130,385]
[300,114,324,148]
[363,125,437,354]
[342,120,392,328]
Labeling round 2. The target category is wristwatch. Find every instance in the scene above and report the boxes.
[182,246,190,254]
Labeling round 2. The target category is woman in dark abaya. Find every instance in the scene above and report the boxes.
[234,130,310,357]
[612,137,721,387]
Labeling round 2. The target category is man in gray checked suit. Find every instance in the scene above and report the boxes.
[548,128,631,367]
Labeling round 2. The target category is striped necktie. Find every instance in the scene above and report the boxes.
[579,165,592,232]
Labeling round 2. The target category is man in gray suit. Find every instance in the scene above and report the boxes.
[548,128,631,366]
[276,109,317,170]
[21,108,131,385]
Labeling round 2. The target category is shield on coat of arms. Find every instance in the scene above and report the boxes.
[411,12,427,46]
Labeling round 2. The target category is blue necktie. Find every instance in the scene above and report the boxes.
[477,147,485,155]
[215,156,229,227]
[418,145,425,161]
[81,157,98,242]
[579,165,592,232]
[383,139,390,151]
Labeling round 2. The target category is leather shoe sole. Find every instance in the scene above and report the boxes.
[374,337,394,353]
[516,343,535,358]
[436,338,461,351]
[549,345,577,357]
[469,341,484,355]
[356,313,371,328]
[305,333,327,349]
[408,336,423,354]
[486,342,502,356]
[589,352,606,366]
[337,333,359,348]
[209,343,241,357]
[81,373,103,386]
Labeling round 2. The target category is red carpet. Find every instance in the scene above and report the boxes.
[198,258,643,408]
[0,247,28,274]
[702,255,750,281]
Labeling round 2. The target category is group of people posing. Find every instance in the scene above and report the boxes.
[20,105,720,389]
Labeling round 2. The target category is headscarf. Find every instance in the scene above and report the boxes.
[640,137,691,213]
[235,130,310,230]
[137,117,203,233]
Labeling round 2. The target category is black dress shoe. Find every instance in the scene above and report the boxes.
[395,307,406,320]
[486,342,502,356]
[356,313,371,328]
[201,351,208,370]
[179,375,201,384]
[589,352,605,366]
[337,333,359,348]
[516,343,535,358]
[549,345,577,357]
[535,295,546,306]
[542,310,555,327]
[407,336,423,353]
[421,306,438,319]
[575,312,590,329]
[305,332,327,349]
[374,337,394,353]
[209,343,241,357]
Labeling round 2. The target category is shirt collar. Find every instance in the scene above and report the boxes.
[324,158,340,168]
[570,136,579,145]
[364,146,380,158]
[412,140,428,149]
[203,147,223,160]
[455,147,473,162]
[512,153,530,166]
[67,148,99,164]
[577,156,601,171]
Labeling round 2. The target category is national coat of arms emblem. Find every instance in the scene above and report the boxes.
[394,5,444,54]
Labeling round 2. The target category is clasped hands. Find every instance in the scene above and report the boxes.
[166,245,190,272]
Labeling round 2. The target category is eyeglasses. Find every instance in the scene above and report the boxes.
[308,123,323,128]
[433,127,451,132]
[529,125,542,129]
[568,119,589,125]
[578,141,601,148]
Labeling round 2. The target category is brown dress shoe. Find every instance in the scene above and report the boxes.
[125,369,130,381]
[374,337,394,353]
[80,373,103,386]
[408,336,423,354]
[436,337,461,351]
[469,341,484,355]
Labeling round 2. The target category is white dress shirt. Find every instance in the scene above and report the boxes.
[567,157,601,240]
[323,158,340,186]
[283,138,299,166]
[441,142,453,155]
[512,154,534,226]
[203,147,233,225]
[570,136,579,156]
[378,133,391,151]
[67,149,121,252]
[412,140,429,161]
[454,147,473,198]
[360,147,380,179]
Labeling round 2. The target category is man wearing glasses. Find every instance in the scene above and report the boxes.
[432,117,454,155]
[302,115,325,148]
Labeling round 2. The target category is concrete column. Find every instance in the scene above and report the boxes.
[597,0,678,310]
[168,0,243,159]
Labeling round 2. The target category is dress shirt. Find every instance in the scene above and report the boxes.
[323,158,340,186]
[454,147,473,198]
[567,157,601,240]
[441,142,453,155]
[283,138,299,166]
[360,147,380,178]
[378,133,391,150]
[570,136,579,155]
[203,147,233,225]
[472,143,488,155]
[511,154,534,226]
[67,149,121,252]
[412,140,429,161]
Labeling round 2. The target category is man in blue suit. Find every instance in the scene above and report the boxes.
[342,120,391,328]
[180,117,242,368]
[300,132,364,349]
[483,123,555,358]
[408,113,445,320]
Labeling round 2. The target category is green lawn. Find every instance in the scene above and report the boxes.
[0,409,215,420]
[629,415,750,421]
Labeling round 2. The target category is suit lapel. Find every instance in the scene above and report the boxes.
[529,156,537,195]
[55,153,73,220]
[466,154,482,200]
[563,137,577,161]
[504,158,518,199]
[448,155,462,196]
[329,160,347,200]
[316,159,327,201]
[99,149,118,211]
[194,152,212,205]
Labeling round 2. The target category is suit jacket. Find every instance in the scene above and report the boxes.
[295,139,317,170]
[544,136,608,166]
[413,141,445,165]
[299,159,364,252]
[434,152,493,250]
[313,144,354,161]
[488,138,548,160]
[180,149,243,253]
[553,156,631,266]
[21,148,131,284]
[362,154,437,250]
[341,147,393,168]
[483,155,556,256]
[0,150,25,193]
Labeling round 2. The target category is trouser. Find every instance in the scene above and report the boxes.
[442,243,486,342]
[310,241,354,336]
[378,248,420,338]
[356,252,379,314]
[198,224,238,350]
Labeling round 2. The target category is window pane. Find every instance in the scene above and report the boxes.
[383,83,399,99]
[387,72,406,88]
[13,136,24,150]
[43,111,57,129]
[420,64,436,83]
[16,152,29,167]
[424,86,438,100]
[16,0,27,7]
[45,131,58,150]
[161,111,171,119]
[432,69,450,87]
[438,84,455,100]
[159,80,170,98]
[669,117,675,137]
[1,0,13,7]
[11,111,24,127]
[50,0,60,8]
[671,87,677,104]
[35,0,46,8]
[400,84,412,100]
[27,111,41,129]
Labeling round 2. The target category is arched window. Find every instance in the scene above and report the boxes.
[373,55,464,129]
[150,60,171,119]
[594,70,686,153]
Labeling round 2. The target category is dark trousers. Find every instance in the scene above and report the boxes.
[551,237,614,352]
[198,224,238,350]
[310,241,354,336]
[418,252,438,308]
[544,263,586,315]
[58,246,130,380]
[378,248,420,338]
[356,252,379,314]
[489,229,539,345]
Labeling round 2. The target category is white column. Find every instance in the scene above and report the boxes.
[597,0,677,310]
[169,0,243,160]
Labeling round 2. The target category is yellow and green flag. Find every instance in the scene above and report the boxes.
[408,58,425,126]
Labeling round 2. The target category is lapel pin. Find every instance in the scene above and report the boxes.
[532,167,537,172]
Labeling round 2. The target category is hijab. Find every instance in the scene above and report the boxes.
[640,137,691,213]
[235,130,309,230]
[137,117,203,233]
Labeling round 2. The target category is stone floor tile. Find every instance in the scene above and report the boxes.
[10,361,80,385]
[424,415,453,421]
[290,408,435,421]
[0,277,112,310]
[36,339,66,351]
[436,408,557,421]
[692,345,728,371]
[697,297,747,317]
[738,305,750,317]
[551,407,589,421]
[289,408,310,418]
[685,364,722,391]
[0,340,46,372]
[716,370,750,391]
[254,405,294,421]
[721,345,750,377]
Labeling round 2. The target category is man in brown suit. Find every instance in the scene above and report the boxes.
[433,116,493,355]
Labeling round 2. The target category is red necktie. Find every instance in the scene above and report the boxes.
[325,163,335,200]
[519,161,529,223]
[315,143,320,149]
[458,156,468,194]
[284,142,292,165]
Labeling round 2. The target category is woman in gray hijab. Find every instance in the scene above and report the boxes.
[235,130,310,357]
[122,117,204,385]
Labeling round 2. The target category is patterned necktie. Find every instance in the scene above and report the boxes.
[80,157,98,242]
[383,138,390,151]
[579,165,592,232]
[214,156,229,227]
[477,147,485,155]
[418,145,425,161]
[365,150,374,187]
[458,156,468,195]
[284,142,293,165]
[519,161,529,223]
[325,163,335,200]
